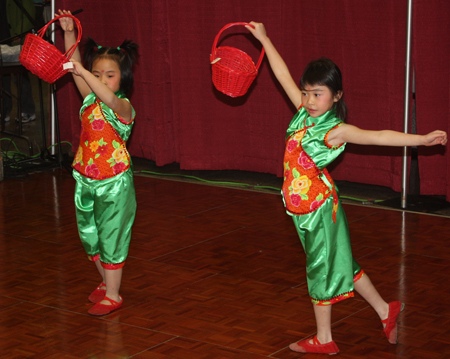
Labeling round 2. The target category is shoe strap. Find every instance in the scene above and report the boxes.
[103,295,122,306]
[312,335,321,345]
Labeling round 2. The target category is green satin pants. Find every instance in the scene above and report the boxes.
[292,195,361,305]
[74,169,136,267]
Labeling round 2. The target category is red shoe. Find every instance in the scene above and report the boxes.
[88,295,123,316]
[381,301,405,344]
[88,282,106,303]
[289,335,339,355]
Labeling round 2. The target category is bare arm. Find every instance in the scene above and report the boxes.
[328,123,448,147]
[69,60,132,122]
[245,22,302,109]
[57,9,91,98]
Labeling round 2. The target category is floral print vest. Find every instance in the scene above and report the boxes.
[72,99,131,180]
[282,123,339,223]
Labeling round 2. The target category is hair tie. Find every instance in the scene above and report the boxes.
[117,46,121,50]
[97,45,102,49]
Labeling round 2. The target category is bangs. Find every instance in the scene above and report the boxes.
[300,68,327,90]
[300,58,342,95]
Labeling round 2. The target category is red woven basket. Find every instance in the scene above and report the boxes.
[19,14,82,83]
[210,22,265,97]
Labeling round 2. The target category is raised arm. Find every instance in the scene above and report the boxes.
[328,123,448,147]
[57,9,91,98]
[246,22,302,109]
[68,60,132,122]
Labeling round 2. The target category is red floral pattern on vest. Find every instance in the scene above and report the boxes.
[72,100,131,180]
[282,123,339,222]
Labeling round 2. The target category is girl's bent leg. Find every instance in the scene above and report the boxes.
[354,273,389,321]
[355,274,404,344]
[94,260,105,282]
[87,261,107,303]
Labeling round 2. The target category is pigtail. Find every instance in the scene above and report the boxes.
[83,36,104,71]
[118,39,139,67]
[116,39,139,94]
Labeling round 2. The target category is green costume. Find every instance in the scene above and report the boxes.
[73,92,136,269]
[282,106,363,306]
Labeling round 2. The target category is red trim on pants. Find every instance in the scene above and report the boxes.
[101,261,125,270]
[311,269,365,306]
[353,269,365,283]
[88,254,100,262]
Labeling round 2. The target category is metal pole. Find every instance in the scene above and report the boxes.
[50,0,56,155]
[401,0,413,208]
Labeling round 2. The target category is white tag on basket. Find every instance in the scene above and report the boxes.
[210,58,221,64]
[63,62,74,70]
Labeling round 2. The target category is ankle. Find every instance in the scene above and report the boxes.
[105,293,121,303]
[316,333,333,344]
[379,302,390,322]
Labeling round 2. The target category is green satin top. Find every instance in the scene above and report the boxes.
[282,106,346,215]
[286,106,346,170]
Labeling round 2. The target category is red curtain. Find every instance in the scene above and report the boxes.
[413,0,450,199]
[55,0,450,200]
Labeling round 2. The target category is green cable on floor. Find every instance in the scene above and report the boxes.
[0,138,382,205]
[139,170,257,188]
[137,169,383,203]
[1,138,73,163]
[1,137,22,154]
[340,196,384,204]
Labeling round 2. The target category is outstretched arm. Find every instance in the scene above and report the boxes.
[245,22,302,109]
[328,123,448,147]
[68,60,132,122]
[56,9,91,98]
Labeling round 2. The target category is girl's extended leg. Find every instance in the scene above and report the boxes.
[354,273,389,321]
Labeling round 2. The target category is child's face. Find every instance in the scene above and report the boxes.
[301,84,341,118]
[92,58,121,93]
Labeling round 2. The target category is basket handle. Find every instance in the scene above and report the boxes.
[36,14,82,60]
[210,22,265,70]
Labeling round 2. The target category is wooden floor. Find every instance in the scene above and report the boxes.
[1,170,449,359]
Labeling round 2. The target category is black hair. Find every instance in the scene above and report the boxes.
[300,58,347,121]
[83,37,139,95]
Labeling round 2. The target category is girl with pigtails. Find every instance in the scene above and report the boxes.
[57,9,139,316]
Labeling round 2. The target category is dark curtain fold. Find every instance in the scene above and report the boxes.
[55,0,450,200]
[413,0,450,199]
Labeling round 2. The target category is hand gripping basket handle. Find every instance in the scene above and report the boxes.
[37,14,82,60]
[210,22,265,70]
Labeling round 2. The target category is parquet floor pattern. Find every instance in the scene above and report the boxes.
[1,170,449,358]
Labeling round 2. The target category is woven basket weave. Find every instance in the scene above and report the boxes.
[20,14,82,83]
[210,22,265,97]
